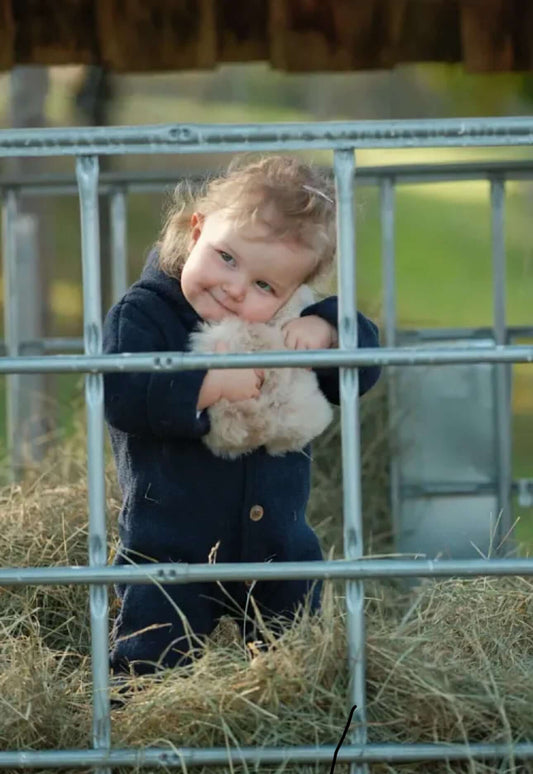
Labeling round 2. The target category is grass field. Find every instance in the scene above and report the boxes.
[0,77,532,547]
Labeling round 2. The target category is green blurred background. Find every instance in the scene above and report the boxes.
[0,62,531,547]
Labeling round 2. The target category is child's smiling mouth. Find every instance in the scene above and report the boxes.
[209,292,238,315]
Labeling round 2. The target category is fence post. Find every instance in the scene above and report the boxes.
[334,148,367,774]
[490,176,513,549]
[380,177,401,543]
[76,155,111,774]
[109,185,128,305]
[1,188,20,480]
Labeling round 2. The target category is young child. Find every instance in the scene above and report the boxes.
[103,155,380,677]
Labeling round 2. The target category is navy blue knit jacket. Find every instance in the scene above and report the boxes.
[103,251,380,673]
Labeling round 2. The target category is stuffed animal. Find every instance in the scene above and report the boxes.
[189,285,333,459]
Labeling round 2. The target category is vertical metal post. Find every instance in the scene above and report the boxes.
[1,188,22,481]
[380,178,401,543]
[334,149,367,774]
[381,178,397,351]
[109,186,128,305]
[490,177,512,549]
[76,156,111,773]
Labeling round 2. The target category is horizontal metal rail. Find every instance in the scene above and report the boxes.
[2,117,533,157]
[0,328,531,358]
[1,741,533,768]
[0,337,85,354]
[398,325,533,342]
[403,480,531,497]
[0,345,531,375]
[1,558,532,586]
[2,159,533,194]
[0,327,531,357]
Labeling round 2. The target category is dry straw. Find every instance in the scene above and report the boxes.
[1,385,532,774]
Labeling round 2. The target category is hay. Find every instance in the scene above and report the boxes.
[309,381,393,557]
[1,400,532,774]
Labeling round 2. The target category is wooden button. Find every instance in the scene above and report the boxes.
[249,504,264,521]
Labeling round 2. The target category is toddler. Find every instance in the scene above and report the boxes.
[103,155,381,676]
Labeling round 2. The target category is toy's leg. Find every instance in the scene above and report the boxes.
[110,581,224,676]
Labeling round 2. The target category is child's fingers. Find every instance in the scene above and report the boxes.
[284,331,299,350]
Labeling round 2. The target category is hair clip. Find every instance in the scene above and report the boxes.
[302,185,334,204]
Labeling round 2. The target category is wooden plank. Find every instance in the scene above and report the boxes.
[269,0,461,72]
[1,0,533,74]
[0,0,14,70]
[216,0,269,63]
[393,0,461,67]
[460,0,515,71]
[97,0,217,72]
[11,0,96,65]
[270,0,381,71]
[461,0,533,71]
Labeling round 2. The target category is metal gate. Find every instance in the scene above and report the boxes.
[0,119,532,771]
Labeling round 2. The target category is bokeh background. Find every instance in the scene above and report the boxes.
[0,61,532,548]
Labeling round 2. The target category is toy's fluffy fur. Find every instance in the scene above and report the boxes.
[189,286,333,459]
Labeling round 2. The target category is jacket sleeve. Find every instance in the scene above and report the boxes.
[300,295,381,405]
[103,298,211,439]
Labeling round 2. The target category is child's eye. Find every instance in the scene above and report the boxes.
[255,280,274,294]
[219,251,236,265]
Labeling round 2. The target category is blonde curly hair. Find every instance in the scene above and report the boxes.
[157,155,337,285]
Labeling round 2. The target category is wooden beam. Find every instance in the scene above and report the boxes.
[0,0,14,70]
[1,0,533,75]
[10,0,96,66]
[97,0,217,72]
[461,0,533,71]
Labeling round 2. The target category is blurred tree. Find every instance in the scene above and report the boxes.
[417,64,533,116]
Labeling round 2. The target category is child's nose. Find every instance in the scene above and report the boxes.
[223,277,246,301]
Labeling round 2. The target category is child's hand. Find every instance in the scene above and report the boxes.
[214,341,264,402]
[218,368,264,403]
[282,315,338,350]
[198,341,264,409]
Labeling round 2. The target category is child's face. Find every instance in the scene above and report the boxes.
[181,209,317,323]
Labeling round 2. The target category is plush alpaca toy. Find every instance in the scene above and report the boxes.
[189,285,333,459]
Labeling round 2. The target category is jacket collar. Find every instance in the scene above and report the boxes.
[138,248,202,326]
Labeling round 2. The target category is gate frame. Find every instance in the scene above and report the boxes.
[0,117,532,772]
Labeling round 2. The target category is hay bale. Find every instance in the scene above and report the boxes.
[1,415,532,773]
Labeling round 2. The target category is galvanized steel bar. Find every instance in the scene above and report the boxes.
[2,117,533,158]
[109,186,128,303]
[1,187,22,480]
[381,178,397,350]
[1,740,533,768]
[0,344,532,375]
[400,325,533,342]
[490,177,513,546]
[76,155,111,774]
[6,159,533,192]
[334,148,367,772]
[1,326,532,358]
[0,336,83,355]
[380,177,402,546]
[1,557,532,587]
